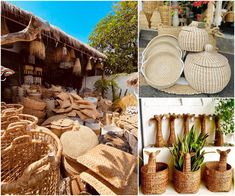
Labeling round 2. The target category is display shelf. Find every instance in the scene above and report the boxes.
[139,182,234,195]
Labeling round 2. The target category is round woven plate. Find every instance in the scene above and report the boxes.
[143,41,182,62]
[60,125,99,162]
[142,52,184,89]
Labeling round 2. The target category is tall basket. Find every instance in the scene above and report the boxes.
[1,127,62,195]
[159,5,172,26]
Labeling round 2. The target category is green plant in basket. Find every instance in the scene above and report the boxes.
[170,126,209,172]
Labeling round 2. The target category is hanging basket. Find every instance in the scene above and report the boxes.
[86,58,93,71]
[29,40,46,60]
[73,58,82,76]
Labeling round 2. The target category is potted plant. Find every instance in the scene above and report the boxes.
[214,98,234,146]
[170,127,208,193]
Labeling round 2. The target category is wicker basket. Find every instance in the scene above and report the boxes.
[184,44,231,94]
[143,1,158,22]
[173,153,201,193]
[1,129,62,195]
[141,52,184,89]
[1,103,24,115]
[178,21,208,52]
[141,150,169,194]
[23,107,46,119]
[204,161,233,192]
[159,6,172,26]
[22,97,47,111]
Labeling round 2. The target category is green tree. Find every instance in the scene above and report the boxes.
[89,1,137,74]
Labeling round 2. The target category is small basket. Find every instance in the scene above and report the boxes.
[173,153,201,193]
[22,97,46,111]
[141,150,169,194]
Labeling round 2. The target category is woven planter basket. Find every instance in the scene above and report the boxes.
[141,162,169,194]
[22,97,46,111]
[159,6,172,26]
[142,52,184,89]
[204,161,233,192]
[1,129,62,195]
[184,44,231,94]
[178,21,208,52]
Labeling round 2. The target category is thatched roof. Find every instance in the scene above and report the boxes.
[1,1,107,60]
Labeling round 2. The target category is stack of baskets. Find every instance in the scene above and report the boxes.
[22,97,47,124]
[141,150,169,194]
[1,124,62,195]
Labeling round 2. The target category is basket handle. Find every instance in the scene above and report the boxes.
[2,109,18,117]
[7,115,20,122]
[7,121,29,130]
[11,135,32,147]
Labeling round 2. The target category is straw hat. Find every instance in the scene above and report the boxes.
[142,52,184,89]
[60,125,98,162]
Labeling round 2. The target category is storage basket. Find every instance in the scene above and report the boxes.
[22,97,46,111]
[159,6,172,26]
[184,44,231,94]
[1,129,62,195]
[204,161,233,192]
[178,21,208,52]
[173,153,201,193]
[1,103,24,115]
[141,150,169,194]
[141,52,184,89]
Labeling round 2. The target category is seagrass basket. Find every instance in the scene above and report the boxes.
[1,128,62,195]
[22,97,47,111]
[173,153,201,193]
[159,6,172,26]
[143,1,158,22]
[204,161,233,192]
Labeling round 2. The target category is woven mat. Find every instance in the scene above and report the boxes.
[80,170,137,195]
[77,144,137,189]
[161,84,201,95]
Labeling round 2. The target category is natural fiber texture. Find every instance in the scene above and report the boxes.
[29,40,46,60]
[23,107,46,119]
[22,97,46,111]
[158,25,182,38]
[86,58,92,71]
[142,52,184,89]
[77,144,136,189]
[1,129,62,195]
[160,83,201,95]
[141,163,169,194]
[60,126,98,162]
[143,1,158,22]
[80,170,137,195]
[70,49,76,59]
[150,9,161,29]
[204,161,233,192]
[1,103,24,116]
[184,44,231,94]
[159,6,172,26]
[139,10,149,29]
[178,22,208,52]
[73,58,82,76]
[143,41,182,62]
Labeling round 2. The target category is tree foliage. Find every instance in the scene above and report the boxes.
[89,1,137,74]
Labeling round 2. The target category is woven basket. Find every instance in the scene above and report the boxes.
[178,21,209,52]
[143,1,158,22]
[1,129,62,195]
[184,44,231,94]
[204,161,233,192]
[22,97,46,111]
[141,163,169,194]
[1,103,24,116]
[23,107,46,119]
[141,52,184,89]
[29,40,46,60]
[143,41,182,62]
[159,6,172,26]
[158,24,182,38]
[62,156,86,177]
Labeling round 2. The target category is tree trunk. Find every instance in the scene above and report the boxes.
[214,115,224,146]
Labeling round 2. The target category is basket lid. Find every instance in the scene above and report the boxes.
[187,44,228,68]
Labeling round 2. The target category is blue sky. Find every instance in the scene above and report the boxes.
[8,1,117,43]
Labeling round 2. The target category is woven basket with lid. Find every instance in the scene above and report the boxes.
[184,44,231,94]
[178,21,208,52]
[141,150,169,194]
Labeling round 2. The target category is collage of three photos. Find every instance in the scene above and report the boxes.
[1,0,234,195]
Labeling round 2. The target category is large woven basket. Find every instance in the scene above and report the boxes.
[22,97,47,111]
[204,161,233,192]
[141,52,184,89]
[178,21,208,52]
[1,129,62,195]
[159,6,172,26]
[1,102,24,115]
[141,162,169,194]
[184,44,231,94]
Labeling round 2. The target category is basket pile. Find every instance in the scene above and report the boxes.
[1,102,24,115]
[141,150,169,194]
[1,125,62,195]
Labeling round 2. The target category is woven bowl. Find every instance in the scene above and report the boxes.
[203,161,233,192]
[141,52,184,89]
[142,41,182,63]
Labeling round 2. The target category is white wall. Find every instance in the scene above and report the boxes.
[80,73,137,100]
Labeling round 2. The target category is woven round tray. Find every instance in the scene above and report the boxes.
[60,126,99,162]
[145,34,179,52]
[204,161,233,192]
[142,41,182,62]
[141,162,169,194]
[142,52,184,89]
